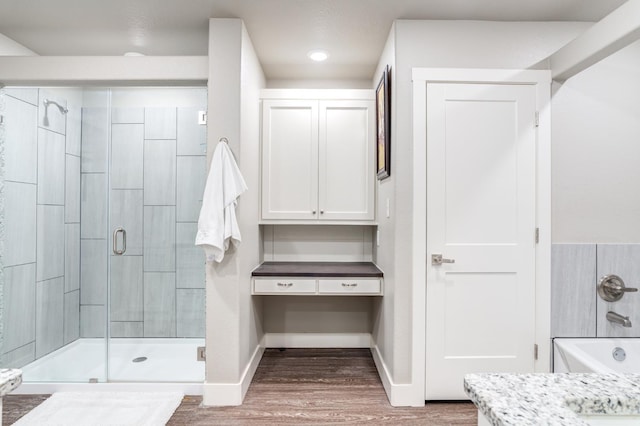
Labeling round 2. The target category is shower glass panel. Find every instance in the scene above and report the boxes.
[0,86,206,384]
[0,86,108,383]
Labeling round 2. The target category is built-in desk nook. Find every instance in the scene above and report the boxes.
[251,261,384,296]
[251,259,383,348]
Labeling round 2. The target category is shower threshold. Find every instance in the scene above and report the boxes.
[13,338,204,395]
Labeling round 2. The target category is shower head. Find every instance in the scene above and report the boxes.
[43,98,68,114]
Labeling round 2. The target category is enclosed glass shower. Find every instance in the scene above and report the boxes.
[0,86,206,386]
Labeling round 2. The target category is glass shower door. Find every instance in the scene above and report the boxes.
[107,87,207,382]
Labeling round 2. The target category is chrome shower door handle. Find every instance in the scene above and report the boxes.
[112,227,127,255]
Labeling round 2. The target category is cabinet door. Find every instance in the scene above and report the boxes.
[318,100,375,221]
[262,100,319,220]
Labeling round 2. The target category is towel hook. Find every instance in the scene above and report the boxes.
[218,136,238,160]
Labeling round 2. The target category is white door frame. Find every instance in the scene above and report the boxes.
[411,68,551,402]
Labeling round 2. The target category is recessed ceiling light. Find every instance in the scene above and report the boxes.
[307,49,329,62]
[124,51,145,57]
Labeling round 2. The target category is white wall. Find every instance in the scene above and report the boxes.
[110,88,207,108]
[239,20,266,383]
[204,18,265,406]
[262,225,373,262]
[0,33,37,55]
[370,22,397,387]
[262,296,373,334]
[552,39,640,243]
[372,19,590,403]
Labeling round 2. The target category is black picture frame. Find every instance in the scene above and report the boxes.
[376,65,390,180]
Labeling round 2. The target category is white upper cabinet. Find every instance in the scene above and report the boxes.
[261,91,375,223]
[261,99,319,220]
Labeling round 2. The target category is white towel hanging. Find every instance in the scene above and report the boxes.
[195,139,248,262]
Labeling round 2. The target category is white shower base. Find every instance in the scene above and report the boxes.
[14,338,204,395]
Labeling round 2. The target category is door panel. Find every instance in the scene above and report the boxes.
[444,98,517,245]
[426,83,536,399]
[443,273,519,357]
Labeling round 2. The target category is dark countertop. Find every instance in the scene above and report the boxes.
[251,262,383,278]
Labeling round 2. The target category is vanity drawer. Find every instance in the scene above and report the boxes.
[318,279,381,295]
[253,278,317,294]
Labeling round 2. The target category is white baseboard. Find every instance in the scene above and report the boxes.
[263,332,371,348]
[202,344,264,406]
[371,344,424,407]
[201,338,424,407]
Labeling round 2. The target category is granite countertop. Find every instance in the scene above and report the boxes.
[465,373,640,425]
[0,368,22,397]
[251,261,383,278]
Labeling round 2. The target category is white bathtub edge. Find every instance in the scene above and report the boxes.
[553,338,623,374]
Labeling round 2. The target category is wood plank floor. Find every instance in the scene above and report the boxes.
[4,349,476,425]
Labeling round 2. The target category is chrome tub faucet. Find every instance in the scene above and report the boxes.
[606,311,632,328]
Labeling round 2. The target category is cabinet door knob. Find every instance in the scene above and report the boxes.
[320,210,324,214]
[312,210,316,214]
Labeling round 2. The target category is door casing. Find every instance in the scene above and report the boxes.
[411,68,551,404]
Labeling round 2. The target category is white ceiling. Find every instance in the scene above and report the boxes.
[0,0,627,81]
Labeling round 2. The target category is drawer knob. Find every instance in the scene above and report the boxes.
[342,283,358,287]
[277,282,293,288]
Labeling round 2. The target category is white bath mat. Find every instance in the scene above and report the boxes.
[14,391,183,426]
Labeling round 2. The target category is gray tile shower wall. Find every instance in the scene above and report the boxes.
[551,244,597,337]
[110,255,144,322]
[79,100,109,339]
[3,264,36,355]
[36,128,65,205]
[84,104,206,338]
[551,243,640,338]
[143,139,177,205]
[107,105,206,338]
[4,94,37,184]
[1,89,80,368]
[63,93,82,350]
[596,245,640,337]
[143,272,177,337]
[35,277,65,358]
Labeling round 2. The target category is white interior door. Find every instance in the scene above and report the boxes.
[425,82,537,399]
